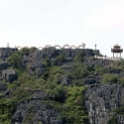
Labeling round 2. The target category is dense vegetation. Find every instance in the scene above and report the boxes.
[1,48,124,123]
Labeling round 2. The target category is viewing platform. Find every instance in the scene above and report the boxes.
[111,44,123,58]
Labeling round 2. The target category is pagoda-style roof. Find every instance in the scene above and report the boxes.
[111,44,123,53]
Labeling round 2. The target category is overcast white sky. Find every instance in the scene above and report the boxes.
[0,0,124,56]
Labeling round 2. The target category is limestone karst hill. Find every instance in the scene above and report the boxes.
[0,47,124,124]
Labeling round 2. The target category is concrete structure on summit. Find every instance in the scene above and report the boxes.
[111,44,123,58]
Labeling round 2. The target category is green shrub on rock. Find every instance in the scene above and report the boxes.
[0,98,16,123]
[63,86,88,124]
[102,74,119,83]
[8,51,22,68]
[71,65,89,79]
[74,52,84,63]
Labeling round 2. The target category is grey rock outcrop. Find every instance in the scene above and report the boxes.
[2,69,17,83]
[22,55,29,66]
[0,48,18,60]
[27,61,45,77]
[32,50,43,61]
[60,75,71,86]
[28,69,34,76]
[85,84,124,124]
[4,89,12,98]
[84,57,111,67]
[60,49,99,58]
[83,75,102,84]
[0,61,10,71]
[32,47,59,61]
[18,47,100,76]
[116,114,124,124]
[11,91,62,124]
[60,63,72,71]
[27,61,43,70]
[36,67,45,77]
[0,83,7,92]
[42,47,59,58]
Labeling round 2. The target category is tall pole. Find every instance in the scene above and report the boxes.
[95,44,97,50]
[7,43,9,48]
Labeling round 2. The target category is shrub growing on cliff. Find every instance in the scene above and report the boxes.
[20,47,30,56]
[102,74,119,83]
[8,51,22,68]
[107,116,118,124]
[63,86,88,124]
[71,64,89,79]
[43,58,51,67]
[55,54,65,65]
[47,85,66,103]
[94,65,107,75]
[107,107,124,124]
[74,52,84,62]
[0,98,16,123]
[30,47,37,52]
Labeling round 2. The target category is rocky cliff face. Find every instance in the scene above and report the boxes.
[1,47,124,124]
[11,91,62,124]
[85,83,124,124]
[0,48,17,60]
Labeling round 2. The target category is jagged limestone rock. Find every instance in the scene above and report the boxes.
[0,48,17,60]
[83,75,102,84]
[2,69,17,83]
[0,61,10,71]
[85,84,124,124]
[11,91,62,124]
[0,83,7,92]
[60,75,71,86]
[36,67,44,77]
